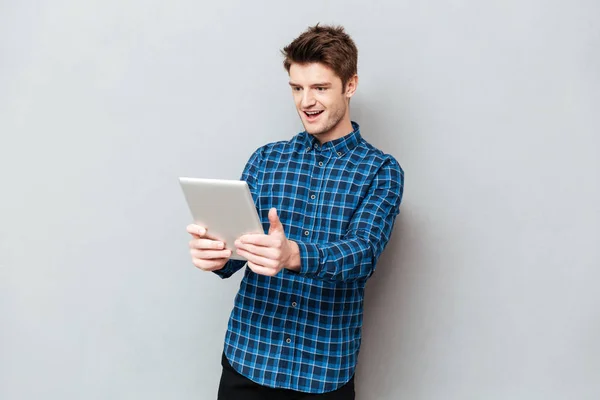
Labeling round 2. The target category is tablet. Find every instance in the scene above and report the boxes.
[179,177,264,261]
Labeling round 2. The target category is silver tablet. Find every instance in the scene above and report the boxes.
[179,177,264,261]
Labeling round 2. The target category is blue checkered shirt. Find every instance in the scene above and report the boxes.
[214,121,404,393]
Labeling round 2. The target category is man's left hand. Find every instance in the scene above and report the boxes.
[235,208,300,276]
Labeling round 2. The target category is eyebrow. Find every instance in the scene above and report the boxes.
[288,82,332,88]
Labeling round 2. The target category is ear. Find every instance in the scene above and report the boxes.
[345,74,359,99]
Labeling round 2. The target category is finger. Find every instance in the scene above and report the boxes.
[236,248,277,269]
[187,224,207,237]
[189,238,225,250]
[238,234,281,248]
[186,224,222,241]
[191,249,232,260]
[268,208,284,234]
[192,258,229,272]
[235,241,279,259]
[246,261,279,277]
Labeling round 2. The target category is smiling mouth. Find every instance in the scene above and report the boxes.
[304,110,324,118]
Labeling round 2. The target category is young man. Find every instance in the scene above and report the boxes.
[187,24,404,399]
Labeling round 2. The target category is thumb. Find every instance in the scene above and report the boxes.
[268,208,284,235]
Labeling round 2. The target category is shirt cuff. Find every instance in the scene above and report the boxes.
[212,259,245,279]
[296,241,321,276]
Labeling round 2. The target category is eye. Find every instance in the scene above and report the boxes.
[316,87,327,91]
[292,86,302,92]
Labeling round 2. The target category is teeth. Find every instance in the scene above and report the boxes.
[306,111,322,115]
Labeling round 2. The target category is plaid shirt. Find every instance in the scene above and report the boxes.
[215,122,404,393]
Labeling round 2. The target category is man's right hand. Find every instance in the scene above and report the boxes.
[187,224,232,271]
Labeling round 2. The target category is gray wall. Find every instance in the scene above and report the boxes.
[1,1,598,399]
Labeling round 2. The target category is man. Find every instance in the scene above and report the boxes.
[187,24,404,399]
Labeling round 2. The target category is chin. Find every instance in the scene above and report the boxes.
[302,119,326,134]
[305,126,326,136]
[300,121,317,134]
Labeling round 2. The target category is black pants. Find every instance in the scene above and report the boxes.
[217,353,355,400]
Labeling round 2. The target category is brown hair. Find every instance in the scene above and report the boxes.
[281,24,358,90]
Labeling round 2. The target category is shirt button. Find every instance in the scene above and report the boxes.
[318,161,323,166]
[310,194,316,200]
[286,338,292,344]
[292,302,297,307]
[337,151,343,156]
[306,147,311,152]
[304,231,309,236]
[313,144,318,149]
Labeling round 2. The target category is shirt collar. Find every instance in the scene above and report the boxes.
[300,121,362,157]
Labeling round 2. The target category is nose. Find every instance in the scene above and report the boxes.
[301,90,316,108]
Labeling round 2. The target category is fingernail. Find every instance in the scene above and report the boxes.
[218,242,224,249]
[198,227,205,235]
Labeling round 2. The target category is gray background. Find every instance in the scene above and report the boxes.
[1,0,599,399]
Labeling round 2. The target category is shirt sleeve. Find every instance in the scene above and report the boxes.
[295,157,404,283]
[212,259,247,279]
[212,145,265,279]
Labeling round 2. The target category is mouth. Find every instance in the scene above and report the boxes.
[303,110,324,122]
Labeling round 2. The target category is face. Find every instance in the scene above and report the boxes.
[288,63,357,142]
